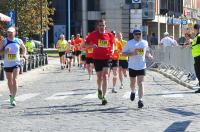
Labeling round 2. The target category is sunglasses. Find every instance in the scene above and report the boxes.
[134,33,141,36]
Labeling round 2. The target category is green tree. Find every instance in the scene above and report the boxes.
[7,0,55,38]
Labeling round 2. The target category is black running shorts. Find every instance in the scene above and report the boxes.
[59,52,65,57]
[93,59,109,72]
[86,58,93,64]
[4,65,20,73]
[129,68,146,77]
[119,60,128,69]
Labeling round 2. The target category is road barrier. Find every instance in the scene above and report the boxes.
[149,46,198,86]
[0,53,48,81]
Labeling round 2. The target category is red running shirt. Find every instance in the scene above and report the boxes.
[85,31,114,60]
[74,38,84,51]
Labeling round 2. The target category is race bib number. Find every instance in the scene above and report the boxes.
[7,54,17,61]
[98,40,108,48]
[88,48,93,53]
[135,48,144,55]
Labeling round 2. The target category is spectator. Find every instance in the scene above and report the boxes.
[25,37,35,54]
[183,33,193,48]
[160,32,175,47]
[170,36,178,46]
[149,33,158,47]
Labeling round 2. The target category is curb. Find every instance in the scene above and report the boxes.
[149,68,194,90]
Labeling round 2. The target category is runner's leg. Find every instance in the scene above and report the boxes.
[12,67,20,97]
[112,67,118,93]
[102,67,109,96]
[119,66,123,88]
[5,72,13,96]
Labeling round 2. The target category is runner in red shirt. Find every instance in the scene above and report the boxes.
[74,34,84,67]
[70,35,76,66]
[84,19,114,105]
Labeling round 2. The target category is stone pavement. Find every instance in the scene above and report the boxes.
[0,58,200,132]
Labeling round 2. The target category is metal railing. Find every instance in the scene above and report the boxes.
[149,46,197,85]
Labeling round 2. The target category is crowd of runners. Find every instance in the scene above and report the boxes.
[1,19,200,109]
[55,19,153,108]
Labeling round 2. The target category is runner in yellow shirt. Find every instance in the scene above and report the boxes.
[56,34,68,69]
[117,32,128,89]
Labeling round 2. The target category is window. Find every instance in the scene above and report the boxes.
[87,0,100,11]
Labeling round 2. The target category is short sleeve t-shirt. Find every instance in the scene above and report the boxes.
[122,39,149,70]
[160,37,174,47]
[85,31,114,60]
[74,38,84,51]
[57,39,67,52]
[118,39,128,60]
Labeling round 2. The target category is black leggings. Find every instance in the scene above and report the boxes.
[194,56,200,85]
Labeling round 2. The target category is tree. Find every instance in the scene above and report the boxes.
[7,0,55,38]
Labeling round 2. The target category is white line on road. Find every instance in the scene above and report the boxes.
[5,93,40,102]
[83,92,98,99]
[162,94,184,98]
[45,92,74,100]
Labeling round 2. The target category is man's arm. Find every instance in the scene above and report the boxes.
[19,39,27,57]
[122,42,137,56]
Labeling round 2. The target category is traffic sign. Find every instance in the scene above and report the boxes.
[132,0,141,3]
[8,10,16,27]
[181,20,188,25]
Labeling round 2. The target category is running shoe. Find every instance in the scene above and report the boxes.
[112,88,117,93]
[9,95,16,106]
[138,100,144,108]
[98,89,103,100]
[130,92,135,101]
[102,97,107,105]
[120,84,124,89]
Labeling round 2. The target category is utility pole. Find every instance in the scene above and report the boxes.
[68,0,71,40]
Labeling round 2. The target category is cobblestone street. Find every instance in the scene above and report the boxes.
[0,58,199,132]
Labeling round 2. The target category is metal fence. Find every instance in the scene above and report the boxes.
[149,46,197,85]
[150,46,194,73]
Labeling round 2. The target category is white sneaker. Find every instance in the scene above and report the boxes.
[120,85,124,89]
[112,88,117,93]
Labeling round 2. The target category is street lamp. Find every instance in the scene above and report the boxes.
[68,0,70,40]
[40,0,43,54]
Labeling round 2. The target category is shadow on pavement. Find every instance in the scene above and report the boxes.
[164,120,192,132]
[145,91,195,97]
[23,102,128,116]
[164,108,198,117]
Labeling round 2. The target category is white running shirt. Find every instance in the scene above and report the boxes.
[123,39,149,70]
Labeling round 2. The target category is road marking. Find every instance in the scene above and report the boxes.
[4,93,40,102]
[15,93,40,102]
[162,94,184,98]
[83,92,98,99]
[45,92,74,100]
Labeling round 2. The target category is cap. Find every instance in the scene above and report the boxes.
[7,27,16,32]
[133,29,141,34]
[164,32,169,36]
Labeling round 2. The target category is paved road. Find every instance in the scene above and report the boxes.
[0,58,200,132]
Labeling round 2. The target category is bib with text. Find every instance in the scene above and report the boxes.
[98,40,108,48]
[7,54,17,61]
